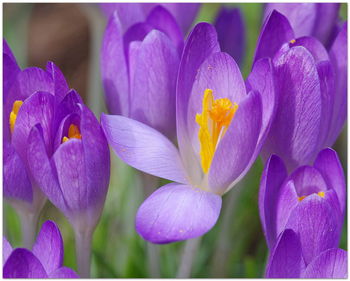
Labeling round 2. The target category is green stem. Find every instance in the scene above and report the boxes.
[19,211,39,249]
[176,237,201,278]
[74,228,93,278]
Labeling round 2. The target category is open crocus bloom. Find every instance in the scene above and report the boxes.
[266,229,347,278]
[259,148,346,263]
[254,10,347,171]
[3,221,78,278]
[101,22,275,244]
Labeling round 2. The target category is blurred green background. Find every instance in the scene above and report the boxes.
[3,3,348,278]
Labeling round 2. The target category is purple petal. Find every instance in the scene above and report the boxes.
[3,40,20,102]
[45,61,69,101]
[286,194,340,264]
[209,91,262,194]
[49,267,79,278]
[101,11,129,115]
[302,248,347,278]
[188,52,247,155]
[32,220,63,274]
[246,58,276,146]
[12,91,56,163]
[266,46,322,170]
[265,229,305,278]
[313,148,346,216]
[3,39,18,63]
[130,30,179,139]
[80,105,110,212]
[327,22,347,145]
[176,22,220,183]
[254,10,294,63]
[3,237,13,265]
[146,5,184,55]
[27,125,67,214]
[3,248,48,278]
[135,183,222,244]
[101,114,187,184]
[258,155,288,250]
[4,142,33,203]
[214,7,245,66]
[123,22,153,52]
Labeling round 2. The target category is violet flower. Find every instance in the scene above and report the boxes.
[3,220,78,278]
[101,22,276,244]
[26,91,110,277]
[265,229,347,278]
[263,3,340,47]
[3,39,70,248]
[100,3,200,35]
[214,6,246,66]
[101,5,185,139]
[254,11,347,171]
[259,148,346,262]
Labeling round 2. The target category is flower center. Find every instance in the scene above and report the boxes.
[9,100,23,134]
[62,124,82,143]
[196,89,238,174]
[298,191,325,202]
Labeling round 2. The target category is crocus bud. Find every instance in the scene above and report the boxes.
[3,220,78,278]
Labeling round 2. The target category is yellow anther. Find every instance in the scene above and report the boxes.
[317,191,325,198]
[196,89,238,174]
[9,100,23,133]
[298,195,306,202]
[62,124,82,143]
[290,39,296,44]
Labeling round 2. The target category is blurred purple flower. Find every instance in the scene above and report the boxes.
[100,3,200,35]
[266,229,347,278]
[214,6,246,66]
[259,148,346,260]
[101,22,276,244]
[263,3,340,47]
[3,39,70,246]
[254,11,347,171]
[3,220,78,278]
[101,5,185,139]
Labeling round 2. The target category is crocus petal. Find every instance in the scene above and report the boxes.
[327,22,347,145]
[146,5,184,55]
[12,91,56,162]
[32,220,63,274]
[313,148,346,216]
[313,4,340,46]
[3,142,32,203]
[101,114,187,184]
[130,30,179,138]
[176,22,220,183]
[3,40,20,101]
[254,10,294,63]
[286,194,340,264]
[209,91,262,194]
[258,155,288,250]
[135,183,222,244]
[3,248,48,278]
[27,125,68,214]
[246,57,275,145]
[266,46,322,170]
[3,39,18,63]
[101,11,129,115]
[3,237,13,265]
[265,229,305,278]
[45,61,69,101]
[214,7,245,66]
[188,52,247,153]
[302,248,347,278]
[49,267,79,278]
[123,22,153,52]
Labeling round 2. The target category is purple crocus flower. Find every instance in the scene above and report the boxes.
[263,3,340,47]
[214,6,246,66]
[3,39,70,247]
[265,229,347,278]
[100,3,200,35]
[3,220,78,278]
[254,11,347,171]
[101,22,276,244]
[259,148,346,263]
[101,5,185,139]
